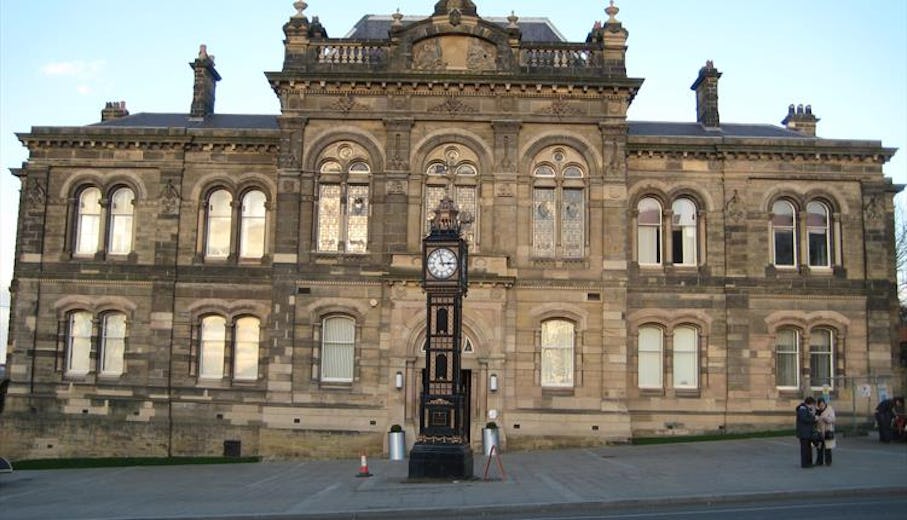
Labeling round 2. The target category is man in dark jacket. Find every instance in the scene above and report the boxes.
[875,397,905,442]
[796,396,817,468]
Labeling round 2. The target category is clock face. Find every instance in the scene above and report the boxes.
[427,247,458,279]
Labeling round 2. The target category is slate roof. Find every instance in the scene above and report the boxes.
[89,113,279,130]
[628,121,806,139]
[91,114,807,140]
[344,15,566,42]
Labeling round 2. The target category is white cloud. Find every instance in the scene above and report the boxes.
[76,85,93,95]
[41,60,106,78]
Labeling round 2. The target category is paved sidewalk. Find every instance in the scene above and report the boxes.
[1,434,905,520]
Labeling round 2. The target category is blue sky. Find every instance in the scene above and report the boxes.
[1,0,906,360]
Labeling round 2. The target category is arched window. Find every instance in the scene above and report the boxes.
[541,319,574,388]
[776,328,799,388]
[233,316,260,381]
[205,189,233,259]
[673,326,698,389]
[317,160,371,254]
[810,328,833,389]
[108,187,134,255]
[530,147,586,259]
[66,311,93,376]
[671,198,698,266]
[806,201,830,268]
[772,200,797,267]
[322,316,355,383]
[239,190,267,259]
[638,325,663,389]
[637,198,662,265]
[199,315,226,379]
[423,145,480,246]
[75,187,102,256]
[100,312,127,377]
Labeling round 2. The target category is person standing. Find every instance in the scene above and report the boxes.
[796,396,817,468]
[815,398,835,466]
[875,397,904,443]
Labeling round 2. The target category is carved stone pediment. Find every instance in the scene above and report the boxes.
[412,35,497,72]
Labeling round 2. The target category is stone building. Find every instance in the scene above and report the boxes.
[1,0,901,460]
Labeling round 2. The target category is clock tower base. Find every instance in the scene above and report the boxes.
[407,442,474,480]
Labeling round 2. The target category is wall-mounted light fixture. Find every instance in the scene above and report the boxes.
[395,371,404,390]
[489,373,498,392]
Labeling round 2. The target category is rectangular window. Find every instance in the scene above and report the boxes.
[233,317,260,381]
[532,188,556,258]
[200,316,226,379]
[808,231,829,267]
[322,317,355,383]
[67,312,93,376]
[100,313,126,377]
[672,327,698,389]
[346,185,369,253]
[638,326,663,389]
[776,329,799,388]
[774,230,795,266]
[317,185,341,252]
[561,189,584,258]
[541,320,574,388]
[810,330,833,389]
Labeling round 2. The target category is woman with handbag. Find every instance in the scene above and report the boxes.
[816,397,836,466]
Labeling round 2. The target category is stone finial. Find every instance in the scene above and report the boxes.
[605,0,620,24]
[292,0,308,19]
[308,15,327,38]
[507,10,519,29]
[392,8,404,28]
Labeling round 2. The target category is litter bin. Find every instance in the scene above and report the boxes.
[388,426,406,460]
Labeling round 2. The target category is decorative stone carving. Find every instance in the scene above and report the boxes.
[725,190,744,223]
[429,97,477,114]
[538,99,582,117]
[605,139,624,176]
[466,39,496,71]
[329,94,369,113]
[160,180,181,215]
[413,39,446,71]
[863,195,883,225]
[27,178,46,206]
[495,183,515,198]
[386,180,407,195]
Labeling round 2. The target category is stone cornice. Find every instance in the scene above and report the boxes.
[18,127,280,154]
[627,136,896,164]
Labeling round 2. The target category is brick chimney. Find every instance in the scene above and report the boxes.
[690,60,722,129]
[189,44,221,119]
[101,101,129,122]
[781,104,819,137]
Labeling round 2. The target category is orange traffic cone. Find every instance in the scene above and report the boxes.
[356,453,372,477]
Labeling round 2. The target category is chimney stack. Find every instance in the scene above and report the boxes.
[189,44,221,119]
[781,104,819,137]
[690,60,722,129]
[101,101,129,122]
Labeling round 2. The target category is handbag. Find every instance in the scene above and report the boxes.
[824,430,835,441]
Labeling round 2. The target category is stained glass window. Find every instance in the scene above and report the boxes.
[317,184,341,252]
[346,185,369,253]
[562,189,584,258]
[532,188,556,257]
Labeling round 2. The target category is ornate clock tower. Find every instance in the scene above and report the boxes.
[408,196,473,479]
